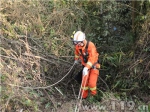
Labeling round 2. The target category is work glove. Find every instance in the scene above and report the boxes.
[74,60,79,64]
[82,67,89,76]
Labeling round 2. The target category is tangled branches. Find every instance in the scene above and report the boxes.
[0,0,78,111]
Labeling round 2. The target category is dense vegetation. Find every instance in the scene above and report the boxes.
[0,0,150,112]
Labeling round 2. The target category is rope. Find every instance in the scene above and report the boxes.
[8,63,76,89]
[74,73,89,112]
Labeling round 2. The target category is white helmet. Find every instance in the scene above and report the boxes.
[73,31,85,42]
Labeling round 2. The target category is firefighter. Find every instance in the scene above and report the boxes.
[73,31,100,99]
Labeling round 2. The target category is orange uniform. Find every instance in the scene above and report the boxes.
[75,41,100,99]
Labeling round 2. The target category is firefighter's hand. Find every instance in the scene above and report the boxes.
[74,60,79,64]
[83,67,88,76]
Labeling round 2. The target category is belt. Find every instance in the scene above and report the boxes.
[92,61,100,70]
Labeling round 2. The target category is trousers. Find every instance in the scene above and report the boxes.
[81,68,99,99]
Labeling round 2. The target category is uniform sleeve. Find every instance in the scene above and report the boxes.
[85,43,98,69]
[74,47,80,60]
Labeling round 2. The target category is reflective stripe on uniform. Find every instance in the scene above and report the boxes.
[87,61,92,67]
[81,86,88,90]
[90,87,96,91]
[75,55,79,58]
[97,64,100,68]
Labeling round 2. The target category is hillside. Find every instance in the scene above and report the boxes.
[0,0,150,112]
